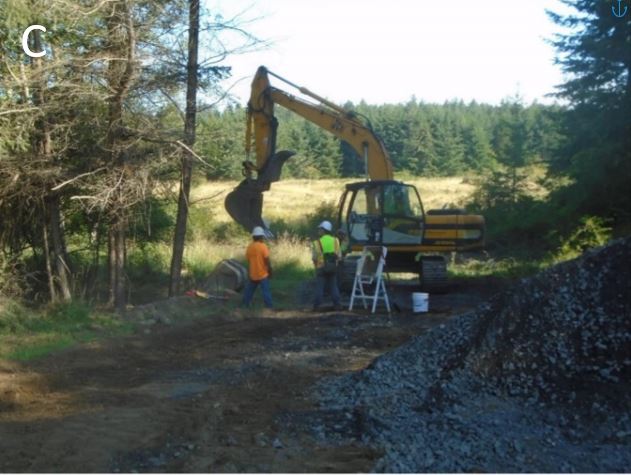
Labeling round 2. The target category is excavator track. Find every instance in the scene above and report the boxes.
[420,256,448,292]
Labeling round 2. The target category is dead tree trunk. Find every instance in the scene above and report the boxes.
[169,0,200,297]
[31,29,72,302]
[108,228,116,306]
[41,211,57,302]
[47,196,72,301]
[105,0,136,312]
[113,219,126,310]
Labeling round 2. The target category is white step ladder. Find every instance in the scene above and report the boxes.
[348,246,390,314]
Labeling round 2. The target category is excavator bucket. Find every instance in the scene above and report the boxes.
[225,180,266,232]
[224,150,295,233]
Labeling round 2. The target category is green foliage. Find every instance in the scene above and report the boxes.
[473,166,532,210]
[554,216,612,261]
[547,1,631,224]
[449,256,545,280]
[548,1,630,107]
[197,108,246,180]
[273,201,339,239]
[126,243,169,283]
[304,201,339,236]
[469,2,630,254]
[130,199,175,244]
[0,299,37,334]
[195,100,565,180]
[0,299,131,361]
[47,301,91,324]
[203,221,250,242]
[0,257,24,299]
[13,301,96,333]
[7,338,77,361]
[186,206,249,242]
[470,164,555,252]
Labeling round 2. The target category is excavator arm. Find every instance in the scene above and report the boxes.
[246,66,393,180]
[225,66,392,232]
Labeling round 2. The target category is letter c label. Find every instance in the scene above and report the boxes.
[22,25,47,58]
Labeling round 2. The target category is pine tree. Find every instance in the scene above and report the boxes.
[548,0,631,218]
[406,115,438,175]
[433,115,466,175]
[464,123,495,172]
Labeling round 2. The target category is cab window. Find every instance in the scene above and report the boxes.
[383,185,416,217]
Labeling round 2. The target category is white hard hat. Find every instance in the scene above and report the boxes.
[318,220,332,232]
[252,226,266,237]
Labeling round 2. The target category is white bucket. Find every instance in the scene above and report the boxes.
[412,292,429,313]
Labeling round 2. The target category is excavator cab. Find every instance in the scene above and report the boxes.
[337,179,485,281]
[338,180,425,248]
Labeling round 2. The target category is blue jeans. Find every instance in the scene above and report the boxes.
[314,269,341,308]
[241,278,273,308]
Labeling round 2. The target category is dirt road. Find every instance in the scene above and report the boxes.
[0,279,495,472]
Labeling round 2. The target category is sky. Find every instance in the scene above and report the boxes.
[207,0,573,106]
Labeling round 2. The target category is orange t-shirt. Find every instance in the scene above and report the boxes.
[245,241,270,281]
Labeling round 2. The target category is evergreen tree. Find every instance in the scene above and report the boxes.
[340,140,363,177]
[464,123,496,172]
[432,115,466,175]
[548,0,631,219]
[406,115,438,175]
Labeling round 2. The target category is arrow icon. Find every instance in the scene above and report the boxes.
[612,0,628,17]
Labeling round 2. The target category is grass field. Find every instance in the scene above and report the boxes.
[191,177,478,226]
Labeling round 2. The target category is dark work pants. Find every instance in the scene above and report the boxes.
[314,269,341,308]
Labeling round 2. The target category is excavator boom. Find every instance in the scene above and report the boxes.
[246,66,393,179]
[225,66,392,233]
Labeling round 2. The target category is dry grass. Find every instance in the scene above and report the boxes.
[183,235,312,271]
[191,177,477,225]
[140,234,313,280]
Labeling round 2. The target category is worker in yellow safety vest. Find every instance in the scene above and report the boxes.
[311,220,342,311]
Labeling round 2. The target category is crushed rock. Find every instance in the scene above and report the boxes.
[315,237,631,472]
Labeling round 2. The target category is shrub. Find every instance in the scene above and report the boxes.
[0,257,26,300]
[554,216,612,261]
[0,299,36,334]
[271,200,338,239]
[136,199,175,243]
[47,301,91,323]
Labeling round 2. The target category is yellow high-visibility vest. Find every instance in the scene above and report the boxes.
[312,235,340,267]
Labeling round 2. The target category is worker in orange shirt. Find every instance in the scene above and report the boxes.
[241,226,273,308]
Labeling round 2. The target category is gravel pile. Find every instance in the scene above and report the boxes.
[316,237,631,472]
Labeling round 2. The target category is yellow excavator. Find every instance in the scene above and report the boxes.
[225,66,485,288]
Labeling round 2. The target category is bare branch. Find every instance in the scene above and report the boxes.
[51,167,107,191]
[189,189,228,205]
[174,140,215,169]
[0,107,40,116]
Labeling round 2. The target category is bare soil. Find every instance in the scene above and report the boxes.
[0,278,498,472]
